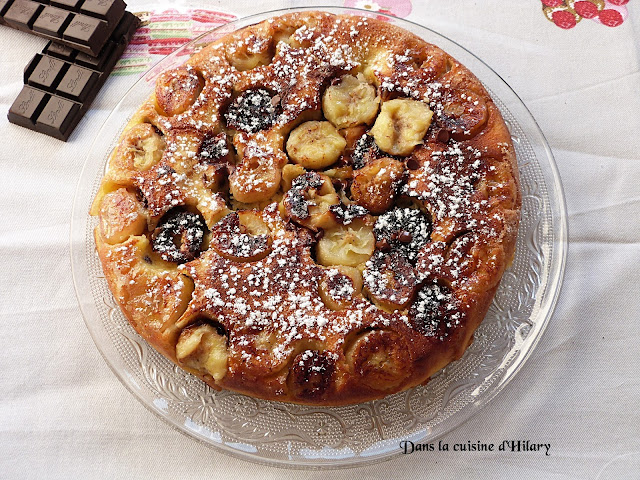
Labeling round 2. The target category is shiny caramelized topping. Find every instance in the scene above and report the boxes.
[224,89,278,133]
[151,209,207,263]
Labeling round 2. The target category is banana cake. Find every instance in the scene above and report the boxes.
[90,11,521,405]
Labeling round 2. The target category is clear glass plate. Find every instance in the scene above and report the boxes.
[70,6,568,469]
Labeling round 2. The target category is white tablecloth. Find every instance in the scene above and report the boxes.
[1,0,639,478]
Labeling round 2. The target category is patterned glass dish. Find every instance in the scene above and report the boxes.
[71,7,567,469]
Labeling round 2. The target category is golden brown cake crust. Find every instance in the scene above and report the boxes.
[91,11,521,405]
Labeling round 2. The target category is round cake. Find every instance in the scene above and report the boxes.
[90,11,521,406]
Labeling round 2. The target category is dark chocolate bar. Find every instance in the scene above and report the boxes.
[7,11,139,141]
[1,0,125,56]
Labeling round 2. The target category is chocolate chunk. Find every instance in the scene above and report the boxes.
[351,133,380,169]
[409,283,455,336]
[406,158,420,170]
[32,6,72,37]
[4,0,43,31]
[8,86,49,128]
[374,207,432,262]
[198,132,229,163]
[35,95,81,140]
[375,238,392,252]
[224,89,278,133]
[398,231,413,243]
[151,209,207,264]
[436,128,450,144]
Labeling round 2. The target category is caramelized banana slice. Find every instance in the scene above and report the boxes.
[439,90,488,141]
[345,329,411,391]
[111,123,166,180]
[176,320,228,382]
[282,172,340,231]
[230,156,282,204]
[322,74,379,129]
[370,98,433,156]
[286,121,346,169]
[155,66,204,117]
[99,188,148,244]
[316,218,375,267]
[350,157,405,214]
[318,266,363,310]
[363,251,419,311]
[224,22,275,71]
[281,163,307,191]
[209,211,272,262]
[95,234,194,337]
[287,350,336,400]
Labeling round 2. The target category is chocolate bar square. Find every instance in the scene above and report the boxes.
[32,5,72,37]
[63,14,108,43]
[44,40,77,61]
[0,0,13,25]
[8,86,50,128]
[50,0,82,11]
[80,0,125,26]
[26,54,68,91]
[57,64,98,102]
[4,0,44,31]
[75,40,114,70]
[35,95,81,140]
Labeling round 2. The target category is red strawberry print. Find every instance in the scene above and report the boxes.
[552,10,578,28]
[598,8,624,26]
[573,1,599,18]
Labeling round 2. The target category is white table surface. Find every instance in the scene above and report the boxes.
[1,0,639,478]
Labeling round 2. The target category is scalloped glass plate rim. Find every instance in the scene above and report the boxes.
[71,5,568,470]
